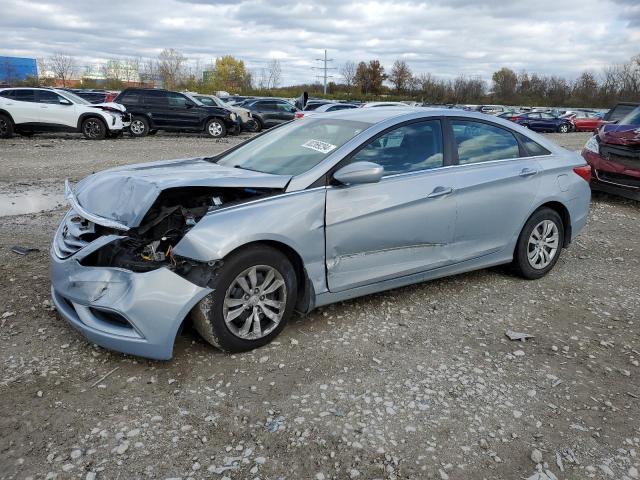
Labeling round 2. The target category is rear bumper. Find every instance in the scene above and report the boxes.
[50,239,211,360]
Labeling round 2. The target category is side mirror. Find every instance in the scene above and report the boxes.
[185,101,195,108]
[59,98,72,105]
[333,161,384,185]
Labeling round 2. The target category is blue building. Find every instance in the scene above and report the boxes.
[0,56,38,82]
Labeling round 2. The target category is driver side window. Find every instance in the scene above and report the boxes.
[350,120,444,176]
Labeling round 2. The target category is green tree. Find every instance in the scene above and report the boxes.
[207,55,252,93]
[492,67,518,103]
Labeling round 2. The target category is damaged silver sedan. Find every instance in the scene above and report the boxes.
[50,108,591,359]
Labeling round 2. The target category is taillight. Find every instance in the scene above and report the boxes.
[294,112,304,119]
[573,165,592,183]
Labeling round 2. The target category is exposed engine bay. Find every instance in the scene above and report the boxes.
[79,186,279,285]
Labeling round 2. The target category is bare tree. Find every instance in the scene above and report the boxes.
[36,57,48,78]
[256,67,268,90]
[157,48,186,89]
[49,53,76,87]
[389,59,412,93]
[141,57,157,86]
[266,59,282,90]
[340,61,357,93]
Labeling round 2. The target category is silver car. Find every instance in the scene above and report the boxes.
[50,108,591,359]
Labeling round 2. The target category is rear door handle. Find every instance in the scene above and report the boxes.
[519,168,538,177]
[427,186,453,198]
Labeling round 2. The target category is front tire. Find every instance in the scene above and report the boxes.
[512,208,564,279]
[129,116,149,137]
[250,117,263,133]
[0,114,15,139]
[205,118,226,138]
[81,117,107,140]
[192,245,297,352]
[558,124,569,133]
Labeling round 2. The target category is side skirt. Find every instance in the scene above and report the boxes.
[313,250,513,308]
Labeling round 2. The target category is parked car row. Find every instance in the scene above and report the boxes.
[0,87,130,139]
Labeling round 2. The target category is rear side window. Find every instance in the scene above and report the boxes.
[516,133,551,156]
[275,101,295,112]
[0,90,14,98]
[144,91,168,106]
[452,120,520,165]
[120,92,140,104]
[13,90,36,102]
[352,120,444,176]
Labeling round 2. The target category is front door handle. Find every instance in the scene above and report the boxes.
[519,168,538,178]
[427,186,453,198]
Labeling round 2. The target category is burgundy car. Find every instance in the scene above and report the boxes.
[581,107,640,200]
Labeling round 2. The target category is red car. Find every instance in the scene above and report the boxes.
[581,107,640,200]
[565,112,605,132]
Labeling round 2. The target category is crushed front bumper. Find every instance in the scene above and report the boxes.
[582,149,640,200]
[50,235,211,360]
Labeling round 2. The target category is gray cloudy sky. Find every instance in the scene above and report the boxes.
[0,0,639,84]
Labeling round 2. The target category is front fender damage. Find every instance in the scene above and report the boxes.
[79,186,281,287]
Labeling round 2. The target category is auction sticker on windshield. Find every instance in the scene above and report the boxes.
[301,139,337,154]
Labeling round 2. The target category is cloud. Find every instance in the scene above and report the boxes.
[0,0,638,85]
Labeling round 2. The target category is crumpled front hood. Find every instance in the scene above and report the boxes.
[72,158,291,228]
[89,102,127,113]
[599,123,640,146]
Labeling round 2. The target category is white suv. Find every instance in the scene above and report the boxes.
[0,87,130,140]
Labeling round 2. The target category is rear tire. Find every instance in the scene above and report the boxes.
[81,117,107,140]
[129,116,149,137]
[0,114,14,139]
[192,245,297,352]
[558,124,569,133]
[512,207,564,280]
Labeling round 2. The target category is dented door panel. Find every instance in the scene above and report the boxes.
[325,170,457,292]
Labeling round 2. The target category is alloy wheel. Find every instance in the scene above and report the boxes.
[0,119,7,135]
[130,120,145,135]
[527,220,559,269]
[208,121,223,137]
[223,265,287,340]
[83,119,102,139]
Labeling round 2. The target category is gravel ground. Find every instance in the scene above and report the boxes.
[1,131,639,480]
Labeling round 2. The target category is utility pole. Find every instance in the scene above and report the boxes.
[312,49,334,95]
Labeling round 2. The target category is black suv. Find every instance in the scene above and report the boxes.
[241,98,299,132]
[114,88,240,138]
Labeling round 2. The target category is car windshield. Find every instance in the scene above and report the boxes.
[216,118,372,176]
[618,107,640,126]
[58,91,90,105]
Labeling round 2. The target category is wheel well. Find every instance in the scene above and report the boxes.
[537,201,572,247]
[77,113,107,131]
[226,240,312,313]
[0,109,15,125]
